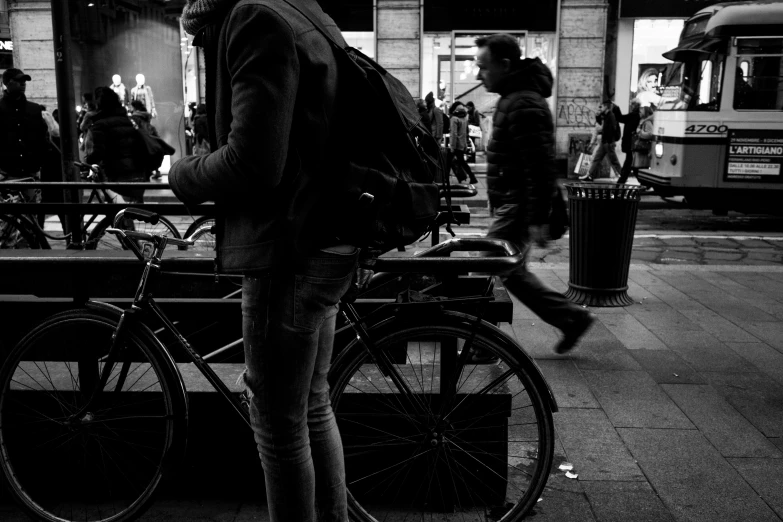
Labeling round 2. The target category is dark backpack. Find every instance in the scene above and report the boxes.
[283,0,443,254]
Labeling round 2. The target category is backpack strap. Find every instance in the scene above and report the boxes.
[278,0,345,53]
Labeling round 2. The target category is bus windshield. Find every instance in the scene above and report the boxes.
[657,55,724,111]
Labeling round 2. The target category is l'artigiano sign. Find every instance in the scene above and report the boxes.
[725,130,783,182]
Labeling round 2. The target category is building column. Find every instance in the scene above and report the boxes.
[555,0,608,158]
[376,0,420,96]
[8,0,55,109]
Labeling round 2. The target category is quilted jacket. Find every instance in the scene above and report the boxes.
[486,57,557,227]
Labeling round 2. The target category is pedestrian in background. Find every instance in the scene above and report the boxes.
[191,103,210,155]
[475,33,594,358]
[0,68,47,200]
[449,101,477,185]
[466,100,482,127]
[416,98,431,133]
[632,105,655,169]
[171,1,359,520]
[130,99,163,179]
[616,99,641,184]
[580,99,623,182]
[83,87,146,204]
[424,91,444,145]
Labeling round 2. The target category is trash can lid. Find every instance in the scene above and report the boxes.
[562,182,643,200]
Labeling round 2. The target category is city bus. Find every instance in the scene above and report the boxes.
[637,1,783,214]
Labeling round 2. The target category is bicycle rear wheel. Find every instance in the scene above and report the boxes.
[329,311,555,522]
[87,214,181,251]
[0,309,187,522]
[183,216,215,251]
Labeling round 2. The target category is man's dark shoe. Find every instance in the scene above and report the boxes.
[465,348,499,364]
[554,312,596,354]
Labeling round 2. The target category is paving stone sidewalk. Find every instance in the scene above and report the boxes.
[503,263,783,522]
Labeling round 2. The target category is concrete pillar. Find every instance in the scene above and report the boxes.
[8,0,55,109]
[376,0,420,96]
[555,0,608,158]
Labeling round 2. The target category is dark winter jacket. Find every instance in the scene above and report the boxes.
[84,106,146,184]
[0,93,48,177]
[486,57,556,227]
[131,109,158,136]
[599,109,621,145]
[617,110,641,153]
[168,0,346,272]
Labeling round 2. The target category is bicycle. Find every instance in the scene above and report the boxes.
[0,163,180,250]
[0,208,556,522]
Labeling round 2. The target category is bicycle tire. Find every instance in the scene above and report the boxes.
[329,310,555,522]
[183,216,215,252]
[87,214,181,251]
[0,308,188,522]
[0,214,48,249]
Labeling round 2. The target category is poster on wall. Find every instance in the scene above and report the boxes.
[633,64,667,107]
[724,129,783,182]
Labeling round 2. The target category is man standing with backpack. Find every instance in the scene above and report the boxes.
[169,1,359,520]
[476,34,595,357]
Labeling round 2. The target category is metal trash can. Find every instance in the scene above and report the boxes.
[563,183,643,306]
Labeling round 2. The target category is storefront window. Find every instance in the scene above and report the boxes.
[68,2,185,159]
[630,19,684,106]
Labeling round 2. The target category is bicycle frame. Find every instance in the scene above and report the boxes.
[70,209,532,440]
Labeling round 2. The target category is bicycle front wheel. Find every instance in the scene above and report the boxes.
[330,311,555,522]
[0,309,187,522]
[87,214,181,251]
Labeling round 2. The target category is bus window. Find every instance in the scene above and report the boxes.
[734,38,783,111]
[658,56,723,111]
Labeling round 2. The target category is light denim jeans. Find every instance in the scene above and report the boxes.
[241,245,359,522]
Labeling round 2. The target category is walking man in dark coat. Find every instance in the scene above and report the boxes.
[476,34,594,356]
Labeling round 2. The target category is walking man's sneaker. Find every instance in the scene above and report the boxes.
[554,312,596,354]
[465,347,499,365]
[578,173,593,181]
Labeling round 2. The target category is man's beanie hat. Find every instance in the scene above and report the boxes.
[2,68,32,86]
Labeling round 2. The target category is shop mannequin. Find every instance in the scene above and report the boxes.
[130,73,156,118]
[109,74,128,108]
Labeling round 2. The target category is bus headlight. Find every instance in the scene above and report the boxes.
[670,154,678,165]
[655,143,664,158]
